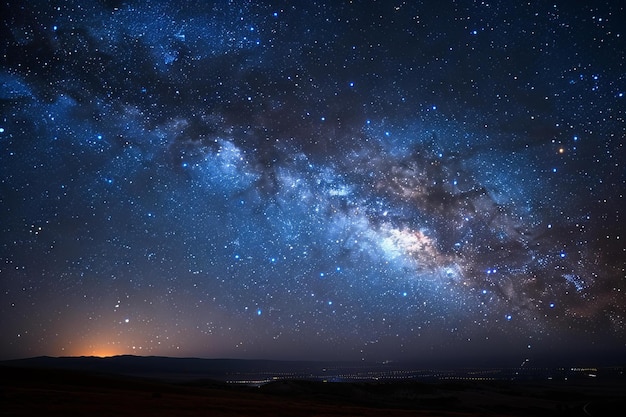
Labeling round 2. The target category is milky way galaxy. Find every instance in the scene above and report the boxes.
[1,0,625,365]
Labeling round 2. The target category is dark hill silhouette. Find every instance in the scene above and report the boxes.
[0,355,356,382]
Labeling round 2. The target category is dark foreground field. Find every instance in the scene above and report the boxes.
[1,365,624,416]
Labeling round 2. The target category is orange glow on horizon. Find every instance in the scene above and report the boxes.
[88,350,120,358]
[68,346,126,358]
[60,338,131,358]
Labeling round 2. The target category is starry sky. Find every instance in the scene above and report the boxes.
[1,0,625,366]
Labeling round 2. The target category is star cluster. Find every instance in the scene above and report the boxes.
[1,1,624,365]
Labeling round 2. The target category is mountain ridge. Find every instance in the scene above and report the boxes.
[0,354,371,381]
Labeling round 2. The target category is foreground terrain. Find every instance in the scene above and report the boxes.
[2,364,624,416]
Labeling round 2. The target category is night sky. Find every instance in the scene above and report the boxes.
[1,0,625,366]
